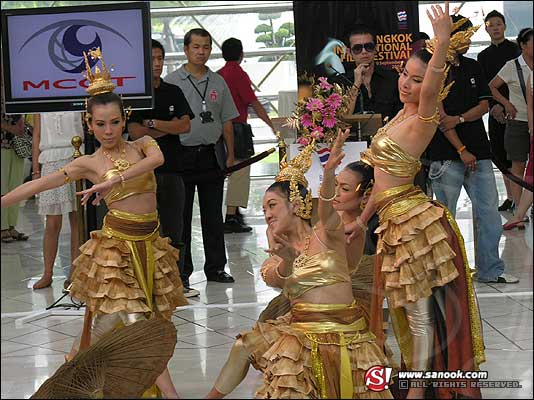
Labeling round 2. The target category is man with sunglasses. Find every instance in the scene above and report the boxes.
[342,24,402,121]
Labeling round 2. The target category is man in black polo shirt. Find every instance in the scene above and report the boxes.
[477,10,521,211]
[427,17,518,284]
[128,39,197,296]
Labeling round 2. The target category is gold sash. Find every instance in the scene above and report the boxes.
[290,301,375,399]
[101,209,160,313]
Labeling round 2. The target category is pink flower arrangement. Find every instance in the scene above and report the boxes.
[286,74,351,145]
[318,76,333,91]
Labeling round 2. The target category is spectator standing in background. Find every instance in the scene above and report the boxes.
[218,37,276,233]
[478,10,521,212]
[166,28,239,285]
[31,112,83,289]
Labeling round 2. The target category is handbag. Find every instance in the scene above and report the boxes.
[12,122,33,158]
[232,122,255,160]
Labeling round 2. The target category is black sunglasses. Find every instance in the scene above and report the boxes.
[351,42,376,54]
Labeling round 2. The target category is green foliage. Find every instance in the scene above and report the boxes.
[254,24,272,34]
[254,13,294,62]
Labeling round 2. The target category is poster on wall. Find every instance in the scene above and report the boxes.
[293,1,420,75]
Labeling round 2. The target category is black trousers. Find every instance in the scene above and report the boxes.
[181,145,227,282]
[155,173,186,280]
[488,115,512,169]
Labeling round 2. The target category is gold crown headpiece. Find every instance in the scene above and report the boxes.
[425,17,481,66]
[275,137,315,219]
[83,47,116,96]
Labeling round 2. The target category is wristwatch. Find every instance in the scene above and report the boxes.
[147,119,155,129]
[458,115,465,124]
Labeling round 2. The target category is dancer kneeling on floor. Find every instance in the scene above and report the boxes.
[205,129,392,399]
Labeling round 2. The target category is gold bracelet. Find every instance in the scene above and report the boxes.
[418,108,440,124]
[318,190,336,202]
[457,145,466,154]
[117,171,126,186]
[274,264,292,280]
[58,167,71,183]
[356,216,368,232]
[431,64,447,73]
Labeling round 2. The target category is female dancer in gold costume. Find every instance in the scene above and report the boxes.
[257,160,377,323]
[345,3,485,398]
[205,130,391,399]
[1,49,187,399]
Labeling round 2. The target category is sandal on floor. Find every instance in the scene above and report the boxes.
[1,230,15,243]
[9,229,29,241]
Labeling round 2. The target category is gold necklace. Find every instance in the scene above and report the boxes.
[293,233,312,271]
[379,110,416,136]
[103,142,130,171]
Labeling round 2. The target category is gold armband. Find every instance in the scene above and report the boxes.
[318,189,336,202]
[142,138,160,151]
[418,108,440,125]
[58,167,72,184]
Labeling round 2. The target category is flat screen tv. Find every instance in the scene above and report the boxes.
[1,1,153,114]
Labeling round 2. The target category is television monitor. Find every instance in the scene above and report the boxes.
[1,1,153,114]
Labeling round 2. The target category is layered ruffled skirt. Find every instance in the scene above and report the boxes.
[371,184,485,398]
[242,301,392,399]
[374,184,460,308]
[70,209,188,321]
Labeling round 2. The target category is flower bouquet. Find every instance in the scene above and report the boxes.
[286,76,351,146]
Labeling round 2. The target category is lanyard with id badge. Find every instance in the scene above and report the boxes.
[187,75,214,123]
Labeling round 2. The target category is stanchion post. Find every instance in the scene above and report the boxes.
[275,130,287,167]
[71,136,86,244]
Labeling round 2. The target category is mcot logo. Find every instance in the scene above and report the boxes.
[365,366,393,392]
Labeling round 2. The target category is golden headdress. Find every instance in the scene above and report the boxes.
[425,17,481,67]
[275,135,315,220]
[83,47,115,96]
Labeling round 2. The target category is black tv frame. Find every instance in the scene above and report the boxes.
[1,1,153,114]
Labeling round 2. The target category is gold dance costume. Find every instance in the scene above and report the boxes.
[216,231,392,399]
[69,168,188,320]
[361,118,485,397]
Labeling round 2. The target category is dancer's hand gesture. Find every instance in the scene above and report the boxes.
[324,128,350,172]
[266,233,300,263]
[427,2,452,40]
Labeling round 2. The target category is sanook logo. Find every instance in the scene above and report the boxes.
[365,366,393,392]
[23,76,135,91]
[19,19,132,74]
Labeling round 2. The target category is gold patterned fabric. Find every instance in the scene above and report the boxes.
[102,169,156,205]
[70,209,188,320]
[374,185,459,308]
[283,250,351,300]
[360,128,421,179]
[241,301,392,399]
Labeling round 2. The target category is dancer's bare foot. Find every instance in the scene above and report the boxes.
[33,275,53,289]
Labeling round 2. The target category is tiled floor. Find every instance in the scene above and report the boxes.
[1,173,533,399]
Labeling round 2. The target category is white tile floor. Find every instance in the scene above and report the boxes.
[1,174,532,399]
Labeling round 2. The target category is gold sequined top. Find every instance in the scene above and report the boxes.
[360,123,421,179]
[102,168,156,205]
[283,250,351,300]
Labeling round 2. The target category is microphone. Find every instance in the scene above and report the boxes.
[325,63,353,86]
[326,63,367,113]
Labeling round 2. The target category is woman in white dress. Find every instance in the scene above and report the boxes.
[31,112,84,289]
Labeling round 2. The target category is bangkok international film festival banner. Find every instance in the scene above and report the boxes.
[293,1,420,76]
